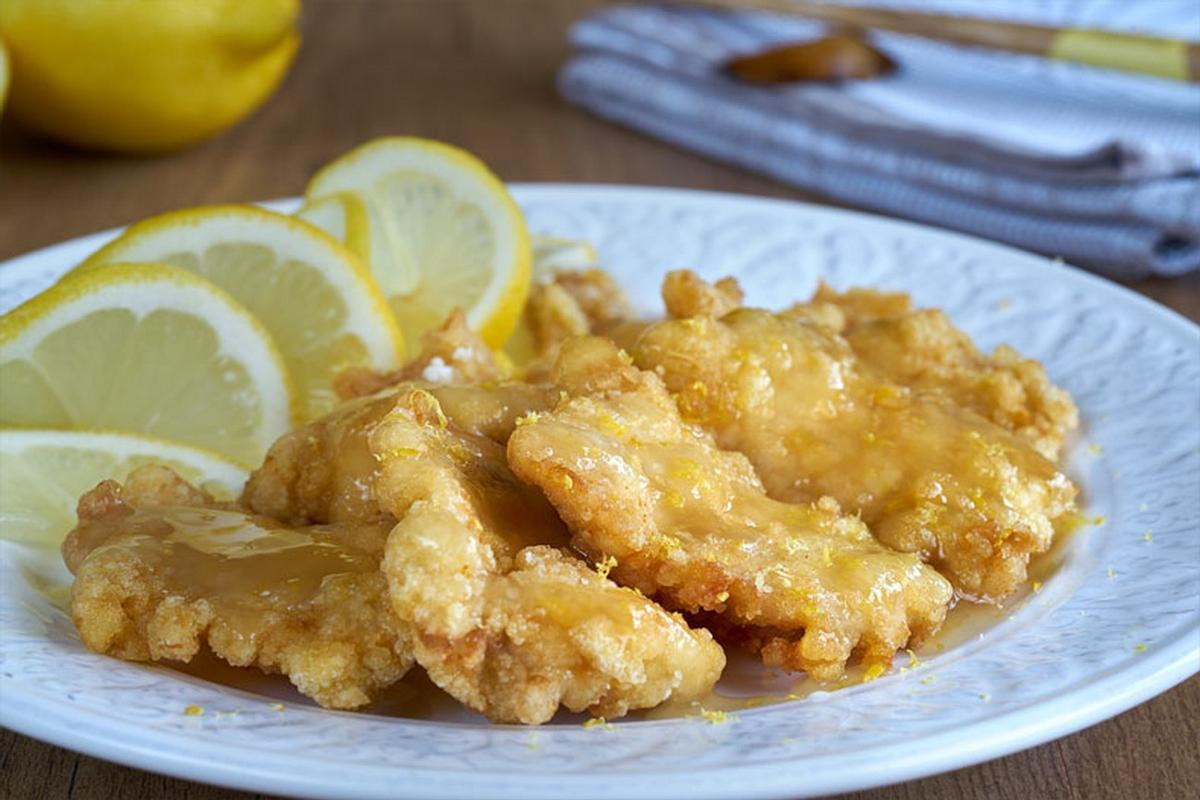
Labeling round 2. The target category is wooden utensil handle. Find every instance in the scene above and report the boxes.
[690,0,1200,81]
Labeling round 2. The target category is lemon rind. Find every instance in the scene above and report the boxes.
[0,261,295,463]
[305,136,532,347]
[0,426,248,492]
[296,192,373,266]
[78,204,405,366]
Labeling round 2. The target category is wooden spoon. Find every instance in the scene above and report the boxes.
[726,34,896,83]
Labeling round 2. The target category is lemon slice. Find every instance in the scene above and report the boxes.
[0,262,293,467]
[305,137,531,348]
[296,192,372,265]
[531,235,598,277]
[81,205,404,420]
[0,428,247,547]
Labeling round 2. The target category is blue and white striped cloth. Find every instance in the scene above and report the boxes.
[558,2,1200,278]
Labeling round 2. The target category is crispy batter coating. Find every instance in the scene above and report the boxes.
[794,286,1078,459]
[508,338,952,679]
[64,465,412,710]
[662,269,744,319]
[791,283,913,329]
[633,284,1078,601]
[529,269,634,353]
[335,309,502,401]
[372,387,724,723]
[242,381,555,525]
[512,269,636,381]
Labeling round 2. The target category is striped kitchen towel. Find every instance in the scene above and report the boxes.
[559,2,1200,278]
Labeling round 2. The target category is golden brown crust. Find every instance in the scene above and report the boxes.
[335,309,502,401]
[662,270,744,319]
[64,466,413,710]
[372,387,725,722]
[513,269,637,381]
[241,382,556,525]
[798,287,1079,458]
[633,278,1078,601]
[508,337,953,680]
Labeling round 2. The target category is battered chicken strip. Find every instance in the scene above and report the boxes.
[335,309,502,401]
[633,292,1078,601]
[372,387,725,723]
[63,465,412,710]
[242,380,556,525]
[793,285,1078,459]
[508,338,952,679]
[661,273,1077,458]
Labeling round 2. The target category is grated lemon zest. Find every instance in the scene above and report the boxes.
[862,663,886,682]
[595,554,618,579]
[698,708,735,725]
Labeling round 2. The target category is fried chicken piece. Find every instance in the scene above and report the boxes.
[530,269,634,351]
[508,338,952,679]
[372,386,724,723]
[511,269,636,381]
[63,465,412,710]
[661,270,744,319]
[335,309,502,401]
[682,276,1075,456]
[793,285,1078,459]
[242,381,556,525]
[633,288,1078,601]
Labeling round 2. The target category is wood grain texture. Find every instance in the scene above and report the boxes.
[1,2,1197,799]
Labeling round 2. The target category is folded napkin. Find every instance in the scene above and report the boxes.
[559,2,1200,279]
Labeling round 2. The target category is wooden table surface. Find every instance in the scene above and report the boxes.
[1,2,1196,799]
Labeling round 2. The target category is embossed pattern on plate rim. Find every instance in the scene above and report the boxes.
[1,185,1197,800]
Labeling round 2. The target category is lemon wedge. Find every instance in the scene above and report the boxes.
[305,137,531,348]
[0,428,247,547]
[81,205,404,420]
[0,262,293,467]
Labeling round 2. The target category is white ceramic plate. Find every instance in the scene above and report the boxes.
[2,186,1197,800]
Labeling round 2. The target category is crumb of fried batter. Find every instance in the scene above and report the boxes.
[539,269,633,340]
[373,386,725,724]
[508,337,953,681]
[514,269,637,381]
[64,465,413,710]
[662,270,743,319]
[335,309,502,401]
[806,282,913,324]
[633,282,1078,601]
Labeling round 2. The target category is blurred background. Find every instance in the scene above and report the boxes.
[0,2,1197,797]
[1,0,1197,309]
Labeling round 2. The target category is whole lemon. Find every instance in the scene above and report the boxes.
[0,37,9,117]
[0,0,300,153]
